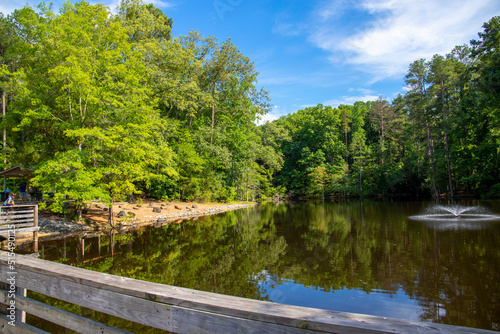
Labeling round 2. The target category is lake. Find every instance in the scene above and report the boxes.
[33,200,500,332]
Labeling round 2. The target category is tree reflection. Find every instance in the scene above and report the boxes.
[37,201,500,331]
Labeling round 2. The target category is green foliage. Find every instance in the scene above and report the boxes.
[33,150,107,217]
[0,0,280,211]
[272,18,500,198]
[1,2,499,206]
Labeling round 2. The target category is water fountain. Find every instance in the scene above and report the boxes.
[409,204,500,230]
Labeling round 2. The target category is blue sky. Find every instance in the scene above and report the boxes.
[3,0,500,123]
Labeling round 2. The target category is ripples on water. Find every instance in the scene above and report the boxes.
[34,200,500,332]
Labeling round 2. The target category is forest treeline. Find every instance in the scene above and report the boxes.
[0,0,499,214]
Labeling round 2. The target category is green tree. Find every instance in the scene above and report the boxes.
[276,104,344,196]
[471,16,500,144]
[6,1,173,218]
[368,97,398,166]
[350,123,368,195]
[200,38,269,146]
[428,54,456,198]
[405,59,439,198]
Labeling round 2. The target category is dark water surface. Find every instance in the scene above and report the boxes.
[34,200,500,331]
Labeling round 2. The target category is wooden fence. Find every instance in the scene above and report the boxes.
[0,205,39,234]
[0,251,496,333]
[0,205,39,252]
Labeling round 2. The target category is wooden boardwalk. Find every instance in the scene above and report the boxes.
[0,251,496,333]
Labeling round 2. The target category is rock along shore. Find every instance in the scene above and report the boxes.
[13,203,256,245]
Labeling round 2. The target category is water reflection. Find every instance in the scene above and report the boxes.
[417,220,495,231]
[258,274,422,322]
[36,201,500,331]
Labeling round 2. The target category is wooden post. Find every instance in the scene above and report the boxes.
[2,90,5,192]
[33,205,38,253]
[0,282,7,315]
[97,235,101,257]
[15,287,26,324]
[82,238,85,259]
[110,230,115,257]
[63,238,67,259]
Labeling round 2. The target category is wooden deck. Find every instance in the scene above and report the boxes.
[0,251,496,333]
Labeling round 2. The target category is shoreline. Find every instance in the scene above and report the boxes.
[5,201,257,247]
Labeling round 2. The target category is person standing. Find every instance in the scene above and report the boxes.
[19,184,26,201]
[3,191,15,210]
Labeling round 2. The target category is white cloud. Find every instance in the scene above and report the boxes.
[149,0,175,8]
[349,88,374,95]
[325,87,383,107]
[1,1,33,14]
[255,112,280,125]
[95,0,175,13]
[359,0,402,13]
[272,13,307,36]
[325,94,380,107]
[309,0,500,81]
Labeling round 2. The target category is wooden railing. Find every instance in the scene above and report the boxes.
[0,205,39,235]
[0,205,39,253]
[0,252,496,333]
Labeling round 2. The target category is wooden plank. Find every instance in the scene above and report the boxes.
[0,269,322,334]
[0,315,50,334]
[0,267,178,332]
[0,211,34,215]
[0,214,34,220]
[0,254,481,334]
[0,227,39,234]
[0,221,34,226]
[1,252,496,334]
[0,212,34,217]
[2,253,358,332]
[169,304,344,334]
[0,218,34,225]
[6,264,409,332]
[0,221,36,227]
[33,206,38,252]
[0,217,34,222]
[0,210,34,215]
[0,222,36,230]
[0,266,341,334]
[0,291,132,334]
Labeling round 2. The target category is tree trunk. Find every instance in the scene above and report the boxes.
[108,196,114,228]
[344,122,348,164]
[210,85,216,146]
[246,166,249,202]
[441,80,454,199]
[359,156,363,197]
[78,204,83,221]
[425,116,439,199]
[210,103,215,145]
[381,114,385,165]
